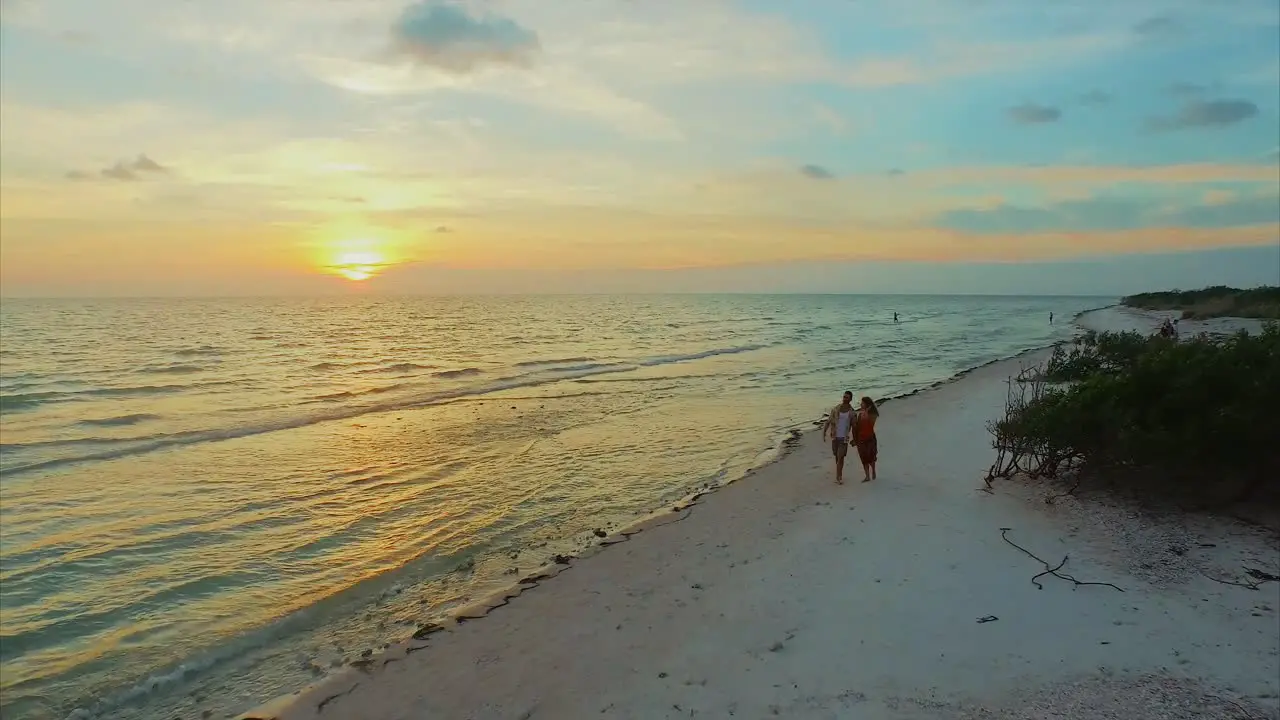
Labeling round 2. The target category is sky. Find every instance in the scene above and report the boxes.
[0,0,1277,296]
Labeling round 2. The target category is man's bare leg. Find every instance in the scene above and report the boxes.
[870,462,877,481]
[835,457,844,484]
[861,462,871,482]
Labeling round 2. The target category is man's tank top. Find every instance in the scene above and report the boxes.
[835,410,853,439]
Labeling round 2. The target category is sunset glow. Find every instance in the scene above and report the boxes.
[0,0,1276,295]
[331,251,385,282]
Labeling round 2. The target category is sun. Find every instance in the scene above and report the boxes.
[331,250,385,282]
[338,267,374,281]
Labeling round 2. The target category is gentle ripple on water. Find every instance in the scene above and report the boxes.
[0,294,1108,719]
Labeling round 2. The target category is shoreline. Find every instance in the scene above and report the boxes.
[233,307,1115,720]
[248,322,1278,719]
[240,302,1279,720]
[12,300,1106,720]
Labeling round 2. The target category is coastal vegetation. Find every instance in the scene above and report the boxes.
[1122,285,1280,320]
[987,325,1280,510]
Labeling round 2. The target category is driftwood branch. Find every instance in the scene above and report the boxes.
[1044,477,1082,505]
[1221,696,1261,720]
[1201,568,1280,592]
[999,527,1125,592]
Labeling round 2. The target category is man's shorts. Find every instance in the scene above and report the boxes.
[831,437,849,460]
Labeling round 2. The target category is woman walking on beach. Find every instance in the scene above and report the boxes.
[823,391,856,485]
[855,396,879,482]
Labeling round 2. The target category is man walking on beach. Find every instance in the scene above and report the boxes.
[823,391,856,485]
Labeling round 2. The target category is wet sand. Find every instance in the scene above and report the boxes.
[245,310,1279,720]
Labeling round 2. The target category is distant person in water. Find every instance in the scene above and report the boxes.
[1049,312,1054,324]
[893,312,899,323]
[823,390,856,485]
[854,396,879,482]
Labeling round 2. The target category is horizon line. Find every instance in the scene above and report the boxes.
[0,291,1126,301]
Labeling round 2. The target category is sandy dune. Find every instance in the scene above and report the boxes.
[1077,303,1270,336]
[251,327,1279,720]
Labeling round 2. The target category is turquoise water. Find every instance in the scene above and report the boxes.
[0,295,1105,719]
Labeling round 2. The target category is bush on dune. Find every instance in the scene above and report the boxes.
[1123,285,1280,320]
[1042,329,1152,381]
[987,325,1280,508]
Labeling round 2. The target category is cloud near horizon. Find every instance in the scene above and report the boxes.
[1144,98,1261,131]
[1008,103,1063,125]
[67,153,170,182]
[1,0,1278,295]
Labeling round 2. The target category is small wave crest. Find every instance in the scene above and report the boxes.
[173,346,221,357]
[310,384,405,402]
[548,362,620,373]
[93,384,201,397]
[0,391,58,412]
[140,364,207,375]
[433,368,482,379]
[77,413,162,428]
[637,344,766,367]
[514,356,595,368]
[0,385,188,412]
[361,363,435,375]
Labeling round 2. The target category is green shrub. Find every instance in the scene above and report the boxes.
[1122,285,1280,320]
[989,324,1280,507]
[1044,330,1158,382]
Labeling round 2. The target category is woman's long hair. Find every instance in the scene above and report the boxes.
[860,396,879,417]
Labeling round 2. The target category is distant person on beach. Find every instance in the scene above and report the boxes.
[823,391,856,485]
[854,396,879,482]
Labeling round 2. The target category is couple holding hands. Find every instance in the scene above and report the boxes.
[822,391,879,485]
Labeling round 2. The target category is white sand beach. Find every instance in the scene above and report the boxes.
[1075,304,1269,337]
[248,311,1280,720]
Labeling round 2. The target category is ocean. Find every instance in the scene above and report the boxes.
[0,294,1106,720]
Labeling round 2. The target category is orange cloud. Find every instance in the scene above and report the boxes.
[5,207,1274,296]
[393,209,1280,269]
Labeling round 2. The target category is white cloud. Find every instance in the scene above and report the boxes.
[1,0,1159,149]
[298,54,682,140]
[813,104,852,136]
[5,0,1272,226]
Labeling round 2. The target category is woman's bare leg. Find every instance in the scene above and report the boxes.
[861,462,871,482]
